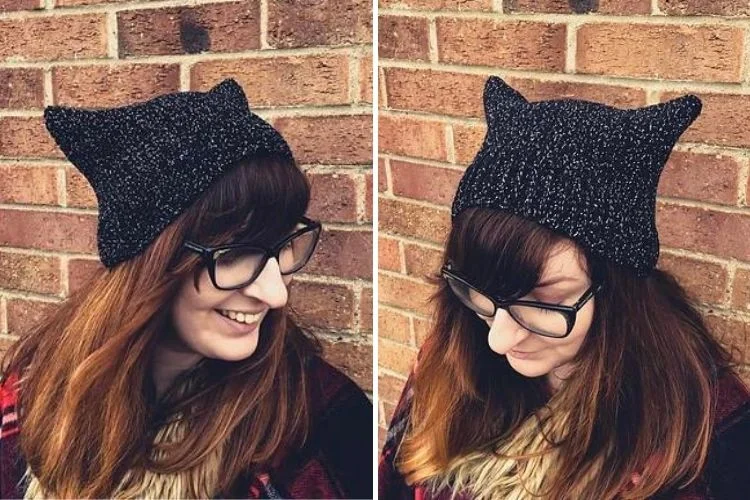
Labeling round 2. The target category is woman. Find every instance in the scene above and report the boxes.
[0,79,372,499]
[380,77,750,499]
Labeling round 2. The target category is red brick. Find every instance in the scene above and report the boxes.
[657,253,728,306]
[307,229,372,280]
[659,0,750,16]
[359,53,373,104]
[7,298,60,338]
[57,0,142,4]
[378,158,388,192]
[306,172,358,223]
[379,115,446,161]
[66,167,97,209]
[0,69,44,109]
[117,3,260,58]
[705,314,749,364]
[656,203,750,262]
[360,287,373,332]
[380,197,450,245]
[379,372,407,406]
[321,338,372,391]
[379,235,401,272]
[365,172,373,222]
[0,14,107,62]
[0,165,59,205]
[577,24,743,83]
[404,243,442,280]
[0,209,97,253]
[0,251,61,295]
[0,117,64,159]
[385,69,485,118]
[391,160,461,206]
[505,0,650,14]
[268,0,371,49]
[53,64,181,108]
[379,272,434,316]
[452,123,486,165]
[437,19,566,72]
[506,78,647,108]
[379,306,411,344]
[659,151,740,205]
[274,115,371,165]
[731,269,750,311]
[192,55,350,108]
[68,258,105,295]
[288,280,355,330]
[413,316,430,346]
[662,92,750,149]
[379,0,491,9]
[379,336,417,377]
[0,0,41,11]
[379,15,429,61]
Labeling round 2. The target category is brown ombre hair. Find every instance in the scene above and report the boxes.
[397,208,733,499]
[2,155,320,498]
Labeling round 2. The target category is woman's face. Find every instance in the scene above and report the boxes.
[169,257,292,362]
[479,243,595,386]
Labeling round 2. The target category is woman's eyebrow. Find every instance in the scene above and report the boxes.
[535,276,580,288]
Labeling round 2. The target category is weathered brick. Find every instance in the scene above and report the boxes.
[391,160,461,206]
[731,268,750,311]
[662,92,750,148]
[705,314,749,364]
[0,165,59,205]
[506,78,647,108]
[66,167,97,209]
[0,251,61,295]
[360,287,373,331]
[413,316,430,346]
[505,0,651,14]
[379,372,407,406]
[452,123,486,165]
[378,158,388,192]
[379,336,417,377]
[0,14,107,62]
[118,3,260,58]
[380,197,450,245]
[404,242,442,280]
[379,306,411,344]
[379,271,434,316]
[192,55,350,108]
[268,0,371,49]
[379,235,401,272]
[379,15,429,61]
[657,203,750,262]
[0,68,44,109]
[288,280,355,330]
[379,115,447,161]
[364,172,373,222]
[657,253,729,306]
[306,229,372,280]
[359,52,373,103]
[0,209,97,253]
[0,0,41,11]
[321,338,372,390]
[7,298,60,338]
[274,115,371,165]
[437,19,566,71]
[379,0,491,9]
[577,24,743,83]
[68,258,105,295]
[306,172,358,223]
[53,64,181,108]
[659,151,741,205]
[0,117,64,158]
[659,0,750,16]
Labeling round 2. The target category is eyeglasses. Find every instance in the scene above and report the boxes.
[183,216,322,290]
[441,263,602,339]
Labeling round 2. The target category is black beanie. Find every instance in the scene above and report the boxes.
[44,79,293,269]
[452,76,702,277]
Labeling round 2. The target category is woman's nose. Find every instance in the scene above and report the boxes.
[240,257,289,309]
[486,307,530,355]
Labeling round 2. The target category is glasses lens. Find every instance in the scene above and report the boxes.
[214,248,265,289]
[444,274,495,317]
[278,226,320,275]
[508,305,568,338]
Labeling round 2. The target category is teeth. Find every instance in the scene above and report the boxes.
[219,309,261,325]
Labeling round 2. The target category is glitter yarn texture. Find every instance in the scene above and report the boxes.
[44,79,294,268]
[452,76,702,277]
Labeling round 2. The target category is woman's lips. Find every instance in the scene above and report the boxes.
[215,309,261,335]
[508,349,538,359]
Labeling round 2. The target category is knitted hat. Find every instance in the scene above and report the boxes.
[44,79,293,269]
[452,77,702,277]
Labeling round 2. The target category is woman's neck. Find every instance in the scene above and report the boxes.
[546,362,575,393]
[151,334,203,399]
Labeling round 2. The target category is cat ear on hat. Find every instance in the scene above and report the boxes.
[641,93,702,141]
[483,76,529,131]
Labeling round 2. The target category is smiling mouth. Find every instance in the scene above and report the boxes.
[215,308,264,325]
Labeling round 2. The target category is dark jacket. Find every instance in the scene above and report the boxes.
[379,370,750,500]
[0,356,373,499]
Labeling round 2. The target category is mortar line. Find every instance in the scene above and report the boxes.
[0,0,239,18]
[428,19,439,64]
[259,0,269,49]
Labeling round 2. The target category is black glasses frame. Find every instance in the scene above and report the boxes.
[183,216,322,291]
[441,263,602,339]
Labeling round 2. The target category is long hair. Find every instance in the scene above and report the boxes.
[2,155,320,498]
[397,208,734,499]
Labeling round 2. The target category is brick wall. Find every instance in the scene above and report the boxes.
[378,0,750,442]
[0,0,373,392]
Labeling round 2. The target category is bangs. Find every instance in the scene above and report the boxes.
[186,155,310,247]
[446,208,570,299]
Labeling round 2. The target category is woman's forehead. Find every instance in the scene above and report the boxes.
[538,243,588,285]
